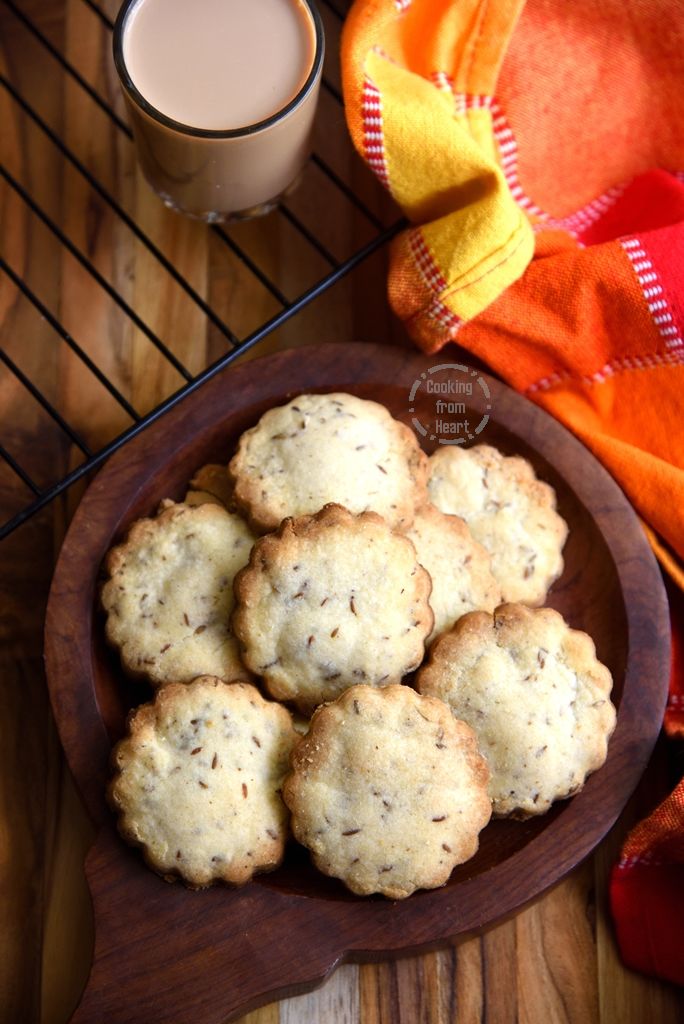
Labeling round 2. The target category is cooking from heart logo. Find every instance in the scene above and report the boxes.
[408,362,491,445]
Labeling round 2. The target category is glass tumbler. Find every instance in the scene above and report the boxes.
[113,0,324,222]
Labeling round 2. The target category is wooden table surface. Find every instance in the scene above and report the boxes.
[1,2,683,1022]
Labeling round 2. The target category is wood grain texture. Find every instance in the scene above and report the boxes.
[280,966,360,1024]
[39,741,95,1024]
[1,2,683,1024]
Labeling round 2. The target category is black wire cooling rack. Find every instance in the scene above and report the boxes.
[0,0,403,540]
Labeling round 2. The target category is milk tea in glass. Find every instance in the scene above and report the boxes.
[113,0,324,221]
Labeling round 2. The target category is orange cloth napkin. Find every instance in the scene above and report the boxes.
[342,0,684,984]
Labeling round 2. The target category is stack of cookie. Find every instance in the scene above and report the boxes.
[104,392,616,898]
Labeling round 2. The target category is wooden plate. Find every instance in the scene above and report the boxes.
[45,342,670,1024]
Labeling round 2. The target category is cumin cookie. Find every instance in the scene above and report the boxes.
[184,463,234,509]
[233,504,433,713]
[427,445,568,605]
[228,392,428,532]
[417,604,616,817]
[102,501,255,687]
[109,678,297,887]
[282,684,491,898]
[405,504,501,644]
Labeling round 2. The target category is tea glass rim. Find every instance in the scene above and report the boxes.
[112,0,325,140]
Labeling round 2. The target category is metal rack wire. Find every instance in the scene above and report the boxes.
[0,0,403,539]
